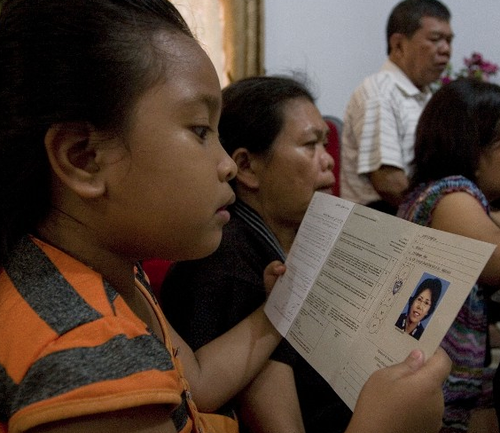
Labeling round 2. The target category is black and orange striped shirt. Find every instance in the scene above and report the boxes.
[0,236,201,432]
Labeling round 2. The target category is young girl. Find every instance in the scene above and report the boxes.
[162,75,343,433]
[398,77,500,432]
[0,1,449,432]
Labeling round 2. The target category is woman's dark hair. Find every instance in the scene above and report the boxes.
[409,277,442,317]
[386,0,451,55]
[0,0,193,265]
[410,78,500,189]
[218,75,316,159]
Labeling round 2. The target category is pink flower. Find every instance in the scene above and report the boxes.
[440,76,452,85]
[461,52,498,81]
[481,61,499,75]
[464,52,483,67]
[432,51,498,92]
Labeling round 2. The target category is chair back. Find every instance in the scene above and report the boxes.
[141,259,174,300]
[323,115,343,197]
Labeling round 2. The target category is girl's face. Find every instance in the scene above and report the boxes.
[408,288,432,325]
[100,34,236,261]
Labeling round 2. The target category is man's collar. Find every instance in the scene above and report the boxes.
[381,59,431,98]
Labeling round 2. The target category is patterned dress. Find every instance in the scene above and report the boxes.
[398,175,494,432]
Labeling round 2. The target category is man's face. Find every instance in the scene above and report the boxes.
[395,16,453,90]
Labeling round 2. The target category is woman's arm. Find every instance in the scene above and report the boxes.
[168,304,282,412]
[431,191,500,286]
[168,260,285,412]
[369,165,409,207]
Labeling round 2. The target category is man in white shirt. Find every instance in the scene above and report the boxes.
[341,0,453,214]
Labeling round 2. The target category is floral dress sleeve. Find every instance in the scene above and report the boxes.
[397,175,489,225]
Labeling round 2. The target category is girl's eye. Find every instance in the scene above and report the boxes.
[192,126,210,140]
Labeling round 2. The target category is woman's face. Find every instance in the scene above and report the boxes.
[96,34,237,261]
[476,141,500,202]
[408,288,432,325]
[252,98,335,228]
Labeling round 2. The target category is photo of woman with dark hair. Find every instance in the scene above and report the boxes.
[395,277,443,340]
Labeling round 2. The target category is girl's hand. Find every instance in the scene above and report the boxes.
[263,260,286,297]
[347,347,451,433]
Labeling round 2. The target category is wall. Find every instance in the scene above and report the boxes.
[264,0,500,118]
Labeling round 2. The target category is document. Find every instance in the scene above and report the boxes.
[264,192,496,410]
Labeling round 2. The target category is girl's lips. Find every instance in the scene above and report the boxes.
[216,206,231,224]
[411,311,421,319]
[216,195,235,223]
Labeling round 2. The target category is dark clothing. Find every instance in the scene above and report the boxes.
[161,200,352,433]
[495,366,500,427]
[395,313,425,340]
[366,199,398,215]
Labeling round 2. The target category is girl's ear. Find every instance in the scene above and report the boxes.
[231,147,261,190]
[44,122,106,199]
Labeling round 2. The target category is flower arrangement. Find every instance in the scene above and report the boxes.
[434,52,499,90]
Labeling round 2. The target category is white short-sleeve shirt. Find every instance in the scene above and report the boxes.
[340,60,431,205]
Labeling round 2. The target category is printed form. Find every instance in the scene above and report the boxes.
[265,192,495,410]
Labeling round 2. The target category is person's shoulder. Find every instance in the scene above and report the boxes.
[437,176,489,210]
[0,238,182,431]
[439,174,476,188]
[432,176,486,204]
[348,68,401,106]
[395,313,406,328]
[364,69,403,96]
[399,176,488,224]
[414,323,425,339]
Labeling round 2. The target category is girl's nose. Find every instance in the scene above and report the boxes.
[219,150,237,182]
